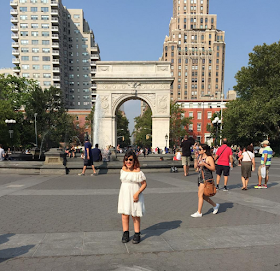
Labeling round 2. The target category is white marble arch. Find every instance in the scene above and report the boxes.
[94,61,173,150]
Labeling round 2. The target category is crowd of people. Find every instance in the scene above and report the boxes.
[0,137,274,245]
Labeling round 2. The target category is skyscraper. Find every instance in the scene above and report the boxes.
[161,0,225,101]
[10,0,100,110]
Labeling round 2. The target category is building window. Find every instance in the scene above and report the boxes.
[43,65,51,70]
[42,31,49,37]
[30,7,37,12]
[197,112,202,119]
[207,112,212,119]
[42,56,50,61]
[21,40,29,45]
[31,23,38,28]
[41,24,49,29]
[20,23,28,28]
[197,123,201,131]
[21,56,29,61]
[31,31,39,36]
[32,65,40,70]
[43,81,51,86]
[189,124,193,131]
[41,15,49,20]
[32,48,39,53]
[42,48,50,53]
[41,7,49,12]
[20,7,28,12]
[20,15,28,20]
[21,47,29,53]
[189,112,193,118]
[22,65,29,69]
[43,73,51,78]
[42,40,50,45]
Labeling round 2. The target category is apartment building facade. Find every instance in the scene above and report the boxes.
[178,99,228,145]
[10,0,100,110]
[161,0,225,101]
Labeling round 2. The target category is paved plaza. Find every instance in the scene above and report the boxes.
[0,158,280,270]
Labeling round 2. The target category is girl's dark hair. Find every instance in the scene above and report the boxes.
[201,144,212,156]
[247,145,253,152]
[123,150,140,169]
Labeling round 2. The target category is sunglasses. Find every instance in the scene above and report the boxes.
[125,158,133,162]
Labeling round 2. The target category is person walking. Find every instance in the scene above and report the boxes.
[255,140,273,189]
[191,144,220,217]
[214,138,233,191]
[238,145,255,190]
[118,150,147,244]
[78,137,97,176]
[180,135,192,177]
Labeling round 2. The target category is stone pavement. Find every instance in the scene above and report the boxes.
[0,158,280,270]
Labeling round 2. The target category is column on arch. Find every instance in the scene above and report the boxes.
[152,117,170,151]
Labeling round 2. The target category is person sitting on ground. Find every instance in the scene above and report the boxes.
[91,144,102,162]
[173,149,182,161]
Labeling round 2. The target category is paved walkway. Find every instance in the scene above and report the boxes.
[0,158,280,270]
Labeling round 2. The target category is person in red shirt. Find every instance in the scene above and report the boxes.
[214,138,233,191]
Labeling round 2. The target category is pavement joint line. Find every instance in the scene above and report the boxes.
[2,223,280,258]
[31,233,47,257]
[0,175,59,198]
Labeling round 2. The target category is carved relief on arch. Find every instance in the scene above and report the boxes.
[100,95,110,114]
[157,95,168,114]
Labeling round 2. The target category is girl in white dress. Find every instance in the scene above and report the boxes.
[118,150,147,244]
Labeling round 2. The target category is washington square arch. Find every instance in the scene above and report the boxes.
[94,61,173,150]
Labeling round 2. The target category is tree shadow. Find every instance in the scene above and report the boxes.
[140,220,182,242]
[0,234,35,263]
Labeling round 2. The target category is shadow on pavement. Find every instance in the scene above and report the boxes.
[0,234,34,263]
[203,202,234,215]
[97,161,109,175]
[141,220,182,241]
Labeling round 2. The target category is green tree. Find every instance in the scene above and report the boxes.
[170,102,192,147]
[116,109,131,148]
[133,107,152,148]
[223,41,280,148]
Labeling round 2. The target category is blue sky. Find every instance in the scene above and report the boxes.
[1,0,280,133]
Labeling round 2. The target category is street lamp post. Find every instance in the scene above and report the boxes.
[34,113,38,148]
[5,119,16,153]
[165,134,168,151]
[212,117,221,146]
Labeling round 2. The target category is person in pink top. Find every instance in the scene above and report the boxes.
[214,138,233,191]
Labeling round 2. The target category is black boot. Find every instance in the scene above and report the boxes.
[122,231,129,243]
[132,232,141,244]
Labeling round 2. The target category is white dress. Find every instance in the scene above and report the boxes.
[118,169,146,217]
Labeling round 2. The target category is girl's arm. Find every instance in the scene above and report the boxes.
[194,153,200,169]
[133,180,147,202]
[238,154,243,161]
[252,157,256,171]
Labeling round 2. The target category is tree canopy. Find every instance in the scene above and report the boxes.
[116,109,131,148]
[223,41,280,149]
[170,102,192,147]
[0,75,83,150]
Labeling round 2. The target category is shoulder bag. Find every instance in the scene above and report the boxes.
[201,166,216,197]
